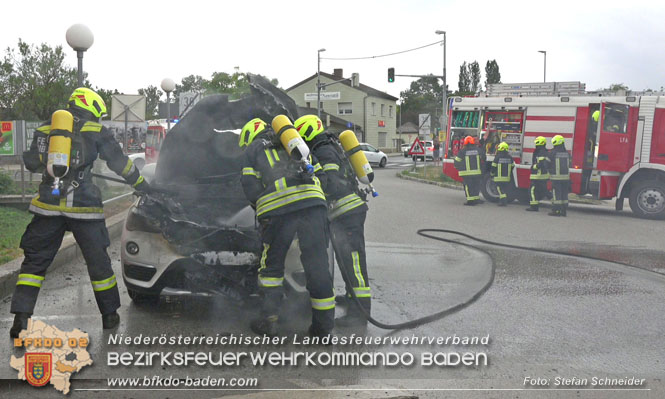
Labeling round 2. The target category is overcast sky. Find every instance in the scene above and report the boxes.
[3,0,664,100]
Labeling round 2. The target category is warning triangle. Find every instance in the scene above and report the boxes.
[409,138,426,155]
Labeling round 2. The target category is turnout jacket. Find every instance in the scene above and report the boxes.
[548,145,570,180]
[241,131,327,219]
[309,135,368,220]
[491,150,514,182]
[454,144,484,176]
[530,146,550,180]
[24,117,143,219]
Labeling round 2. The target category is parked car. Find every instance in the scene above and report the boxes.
[401,143,411,157]
[121,75,326,305]
[360,143,388,168]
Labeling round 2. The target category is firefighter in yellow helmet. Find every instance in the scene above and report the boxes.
[526,136,551,212]
[547,135,570,216]
[239,117,335,338]
[490,142,514,206]
[295,115,371,326]
[10,88,151,338]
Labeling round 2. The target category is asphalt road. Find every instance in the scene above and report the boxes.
[1,156,664,398]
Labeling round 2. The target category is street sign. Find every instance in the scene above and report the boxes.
[409,138,425,155]
[419,114,431,136]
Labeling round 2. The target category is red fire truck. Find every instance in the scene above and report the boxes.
[145,120,169,164]
[442,95,665,219]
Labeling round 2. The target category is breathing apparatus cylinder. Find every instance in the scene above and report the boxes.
[338,130,378,197]
[46,110,74,196]
[270,115,314,174]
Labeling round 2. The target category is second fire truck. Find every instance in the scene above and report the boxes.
[442,95,665,219]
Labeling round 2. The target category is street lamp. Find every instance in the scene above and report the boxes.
[435,30,447,150]
[161,78,175,130]
[66,24,94,86]
[317,48,326,118]
[538,50,546,82]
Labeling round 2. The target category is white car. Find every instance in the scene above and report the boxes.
[359,143,388,168]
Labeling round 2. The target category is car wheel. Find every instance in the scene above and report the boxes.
[128,288,159,305]
[379,157,387,168]
[628,179,665,219]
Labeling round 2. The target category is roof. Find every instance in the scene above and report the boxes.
[397,121,419,134]
[287,72,398,102]
[297,107,363,133]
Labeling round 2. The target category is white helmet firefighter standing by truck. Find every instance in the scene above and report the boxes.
[10,88,151,338]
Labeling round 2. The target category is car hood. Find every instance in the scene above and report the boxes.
[137,75,300,253]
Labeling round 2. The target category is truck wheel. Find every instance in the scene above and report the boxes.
[628,180,665,220]
[480,174,500,203]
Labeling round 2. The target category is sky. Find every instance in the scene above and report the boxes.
[2,0,665,101]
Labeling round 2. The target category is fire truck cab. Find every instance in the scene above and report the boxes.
[442,95,665,219]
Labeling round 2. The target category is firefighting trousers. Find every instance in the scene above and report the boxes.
[257,206,334,332]
[330,210,371,314]
[462,175,481,202]
[11,215,120,315]
[529,180,549,206]
[495,181,511,200]
[551,180,570,210]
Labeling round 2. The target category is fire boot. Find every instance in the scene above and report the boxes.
[561,207,567,217]
[336,300,370,327]
[250,315,279,337]
[498,198,508,207]
[335,294,351,306]
[548,206,562,217]
[464,201,476,206]
[307,324,332,344]
[10,312,31,338]
[525,205,539,211]
[102,312,120,329]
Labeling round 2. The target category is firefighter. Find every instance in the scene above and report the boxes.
[525,136,550,212]
[454,136,484,205]
[294,115,370,327]
[239,118,335,338]
[490,142,514,206]
[548,134,570,217]
[9,88,151,338]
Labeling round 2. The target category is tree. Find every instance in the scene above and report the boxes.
[95,87,120,115]
[138,85,162,119]
[458,62,470,94]
[608,83,629,92]
[484,60,501,89]
[399,75,444,132]
[469,61,481,94]
[174,74,207,98]
[0,39,79,120]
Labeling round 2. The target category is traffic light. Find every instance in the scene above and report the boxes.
[388,68,395,83]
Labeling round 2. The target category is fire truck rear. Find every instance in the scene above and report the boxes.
[442,95,665,219]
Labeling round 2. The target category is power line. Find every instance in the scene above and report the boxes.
[321,40,443,61]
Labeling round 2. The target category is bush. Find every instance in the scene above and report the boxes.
[0,171,14,194]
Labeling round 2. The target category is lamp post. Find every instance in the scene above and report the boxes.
[435,30,447,151]
[538,50,546,82]
[66,24,94,86]
[317,48,326,118]
[161,78,175,130]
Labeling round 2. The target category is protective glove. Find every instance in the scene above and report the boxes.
[133,176,151,193]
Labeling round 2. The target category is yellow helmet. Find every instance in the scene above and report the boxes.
[239,118,266,147]
[497,142,509,152]
[552,135,565,146]
[294,114,324,141]
[592,110,600,123]
[68,87,107,118]
[534,136,547,146]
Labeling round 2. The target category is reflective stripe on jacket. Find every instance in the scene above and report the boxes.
[491,151,514,182]
[530,147,550,180]
[548,146,570,180]
[454,145,483,176]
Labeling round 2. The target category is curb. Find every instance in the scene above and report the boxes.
[0,210,129,299]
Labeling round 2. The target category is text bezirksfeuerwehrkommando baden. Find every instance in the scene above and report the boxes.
[106,333,491,368]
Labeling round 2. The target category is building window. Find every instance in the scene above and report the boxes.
[306,102,311,108]
[338,102,353,115]
[389,106,393,118]
[378,132,387,147]
[371,102,376,116]
[381,104,385,116]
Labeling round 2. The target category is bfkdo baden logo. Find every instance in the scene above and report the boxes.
[10,320,92,394]
[26,353,52,386]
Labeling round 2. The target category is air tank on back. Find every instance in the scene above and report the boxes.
[46,110,74,196]
[338,130,378,197]
[271,115,314,174]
